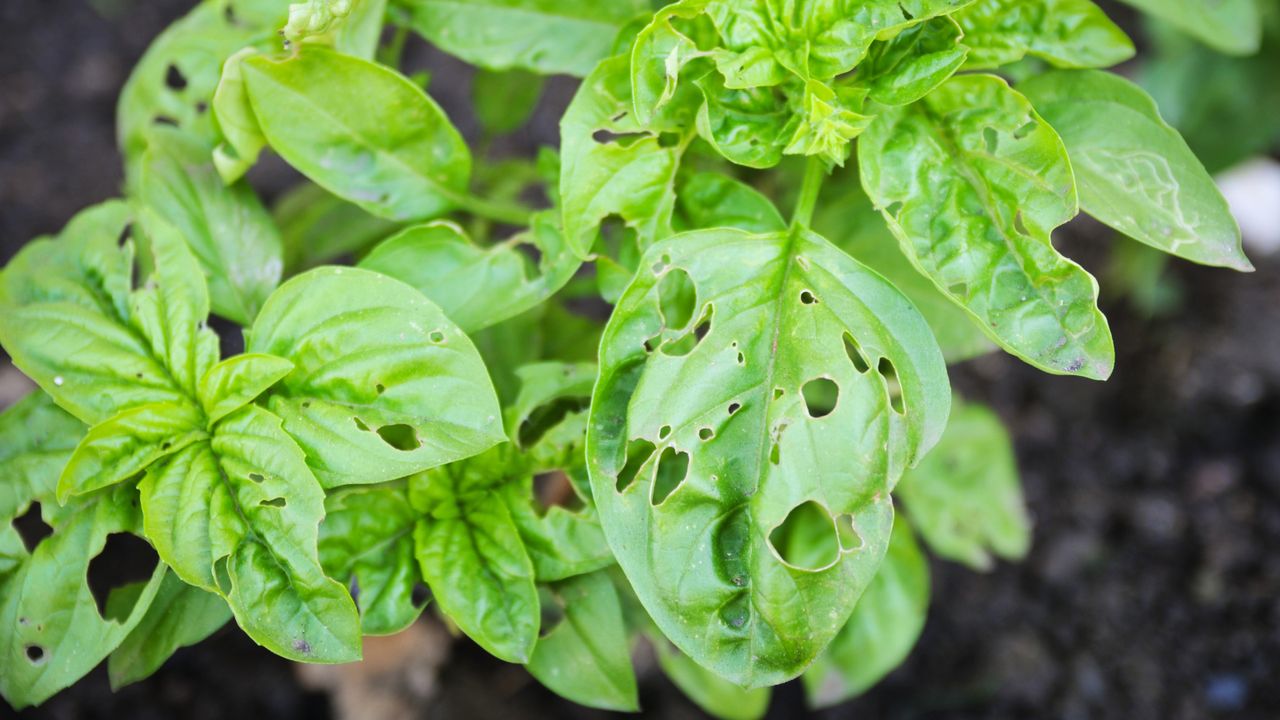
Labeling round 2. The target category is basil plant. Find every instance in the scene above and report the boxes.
[0,0,1259,715]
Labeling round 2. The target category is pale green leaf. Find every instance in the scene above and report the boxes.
[588,226,950,686]
[860,74,1115,379]
[673,172,786,234]
[897,400,1031,569]
[1119,0,1262,55]
[247,267,504,488]
[58,402,206,501]
[242,47,471,222]
[857,16,969,106]
[954,0,1135,70]
[212,48,267,184]
[1020,70,1251,271]
[198,353,296,425]
[803,516,929,707]
[527,571,638,712]
[0,392,84,522]
[107,570,232,689]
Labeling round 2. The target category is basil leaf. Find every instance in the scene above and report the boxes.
[139,405,362,663]
[242,47,471,222]
[198,354,296,425]
[403,0,650,76]
[507,362,598,445]
[117,0,289,172]
[857,16,969,106]
[136,126,284,324]
[499,474,613,582]
[0,489,166,709]
[897,400,1031,570]
[1020,70,1251,271]
[561,55,690,258]
[58,402,207,501]
[0,391,84,522]
[1118,0,1262,56]
[588,226,950,686]
[0,202,190,424]
[412,467,540,663]
[106,570,232,689]
[673,172,786,234]
[273,182,402,273]
[335,0,389,59]
[247,267,504,488]
[357,213,583,333]
[803,516,929,707]
[860,74,1115,379]
[654,636,771,720]
[212,48,267,184]
[954,0,1135,70]
[527,571,638,712]
[319,484,425,635]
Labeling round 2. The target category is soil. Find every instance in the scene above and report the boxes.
[2,1,1278,719]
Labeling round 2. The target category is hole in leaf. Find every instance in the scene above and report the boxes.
[14,503,52,552]
[194,101,208,114]
[699,427,714,441]
[214,556,232,595]
[518,397,590,447]
[658,425,672,440]
[800,290,817,305]
[885,201,903,217]
[153,115,179,127]
[533,471,582,513]
[165,64,188,91]
[87,533,159,619]
[375,383,386,395]
[411,583,432,607]
[1013,120,1037,139]
[878,357,905,414]
[982,126,999,154]
[736,352,745,365]
[843,333,870,373]
[651,447,690,506]
[802,378,839,418]
[353,417,371,432]
[616,438,656,492]
[25,645,45,664]
[429,331,445,343]
[657,268,696,330]
[727,402,741,415]
[1013,211,1030,236]
[836,514,863,551]
[117,222,133,247]
[947,283,968,298]
[773,387,784,401]
[260,497,287,508]
[376,424,421,451]
[592,128,647,145]
[769,441,781,465]
[769,501,840,571]
[661,304,712,357]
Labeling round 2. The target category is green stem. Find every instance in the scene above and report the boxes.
[378,24,410,69]
[792,156,827,228]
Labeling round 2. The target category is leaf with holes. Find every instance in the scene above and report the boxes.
[358,213,583,333]
[403,0,649,77]
[117,0,290,173]
[106,569,232,689]
[138,404,361,663]
[587,225,949,686]
[897,400,1031,570]
[319,484,425,635]
[527,570,638,712]
[954,0,1134,70]
[0,392,84,523]
[1117,0,1261,56]
[135,125,284,324]
[411,457,540,663]
[246,266,504,488]
[241,47,472,222]
[58,402,207,502]
[803,516,929,707]
[1020,70,1251,272]
[0,487,166,709]
[860,74,1115,379]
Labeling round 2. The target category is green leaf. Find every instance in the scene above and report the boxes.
[107,570,232,689]
[139,404,362,663]
[0,489,166,709]
[673,172,786,234]
[117,0,290,172]
[412,465,539,663]
[0,392,84,522]
[212,48,268,184]
[473,68,546,135]
[403,0,650,76]
[859,74,1115,379]
[587,226,950,686]
[813,171,994,364]
[1019,70,1251,272]
[0,202,192,424]
[507,362,598,445]
[198,353,296,424]
[242,47,471,222]
[857,16,969,106]
[335,0,389,59]
[897,400,1031,570]
[954,0,1135,70]
[247,267,504,487]
[136,126,284,325]
[357,213,584,333]
[527,571,638,712]
[319,484,425,635]
[561,55,690,258]
[498,474,613,582]
[803,516,929,707]
[1118,0,1262,55]
[58,402,206,502]
[273,182,402,273]
[654,636,771,720]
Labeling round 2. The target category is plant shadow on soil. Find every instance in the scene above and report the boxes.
[2,1,1277,718]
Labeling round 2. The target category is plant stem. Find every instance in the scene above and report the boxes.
[792,156,827,228]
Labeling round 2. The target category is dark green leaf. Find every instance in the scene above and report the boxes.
[107,570,231,689]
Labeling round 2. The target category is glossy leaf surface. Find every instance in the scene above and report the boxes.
[107,570,232,689]
[954,0,1134,70]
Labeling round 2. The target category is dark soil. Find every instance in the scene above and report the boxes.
[3,2,1278,719]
